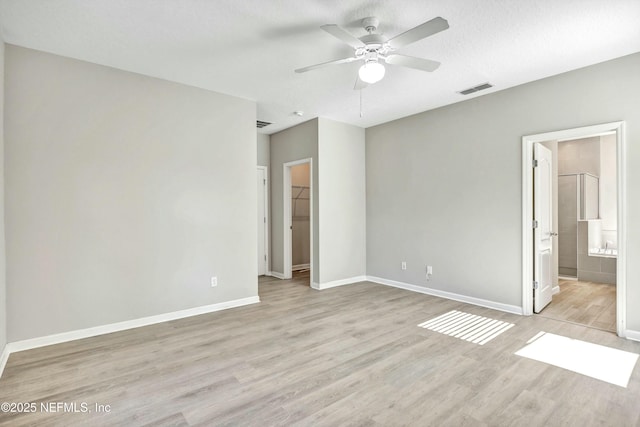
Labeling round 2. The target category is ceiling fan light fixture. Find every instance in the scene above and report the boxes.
[358,60,385,84]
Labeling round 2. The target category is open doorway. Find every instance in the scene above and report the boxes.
[542,134,617,331]
[283,158,313,285]
[522,122,626,337]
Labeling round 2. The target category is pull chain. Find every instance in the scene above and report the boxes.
[359,89,363,118]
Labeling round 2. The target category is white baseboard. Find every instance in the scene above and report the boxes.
[624,329,640,342]
[311,276,367,290]
[3,296,260,361]
[0,345,9,379]
[366,276,524,315]
[552,285,560,295]
[268,271,285,280]
[292,263,310,271]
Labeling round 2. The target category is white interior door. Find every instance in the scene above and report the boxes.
[534,143,554,313]
[257,167,267,276]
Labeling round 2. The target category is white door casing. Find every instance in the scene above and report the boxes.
[534,143,554,313]
[257,167,268,276]
[522,121,626,338]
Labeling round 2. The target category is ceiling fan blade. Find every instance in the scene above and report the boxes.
[353,76,369,90]
[295,56,359,73]
[321,24,366,49]
[384,54,441,72]
[387,17,449,49]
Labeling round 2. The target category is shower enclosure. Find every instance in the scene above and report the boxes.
[558,173,599,277]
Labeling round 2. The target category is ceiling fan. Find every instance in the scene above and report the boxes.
[295,16,449,88]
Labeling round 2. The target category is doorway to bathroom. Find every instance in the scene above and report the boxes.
[522,122,626,336]
[546,134,617,331]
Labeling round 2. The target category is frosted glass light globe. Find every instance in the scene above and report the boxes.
[358,61,385,84]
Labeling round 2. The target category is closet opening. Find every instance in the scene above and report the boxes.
[283,158,313,285]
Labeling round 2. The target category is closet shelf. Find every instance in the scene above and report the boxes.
[291,185,310,221]
[292,185,309,200]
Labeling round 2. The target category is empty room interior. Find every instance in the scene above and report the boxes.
[1,1,640,425]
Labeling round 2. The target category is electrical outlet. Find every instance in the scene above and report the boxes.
[401,261,407,270]
[211,276,218,287]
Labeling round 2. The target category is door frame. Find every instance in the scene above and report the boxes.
[283,158,313,281]
[257,166,269,276]
[522,121,626,336]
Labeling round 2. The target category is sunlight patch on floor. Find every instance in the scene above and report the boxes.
[515,332,639,387]
[418,310,514,345]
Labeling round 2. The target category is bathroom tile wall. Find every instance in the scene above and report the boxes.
[577,220,616,284]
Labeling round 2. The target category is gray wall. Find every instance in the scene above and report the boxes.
[257,133,270,167]
[270,119,319,282]
[0,41,6,354]
[5,45,258,341]
[318,118,366,284]
[366,53,640,330]
[269,118,366,286]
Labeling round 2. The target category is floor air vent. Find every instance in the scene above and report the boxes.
[458,82,493,95]
[418,310,514,345]
[257,120,272,129]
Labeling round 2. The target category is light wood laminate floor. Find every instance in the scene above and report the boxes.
[1,274,639,426]
[537,279,616,332]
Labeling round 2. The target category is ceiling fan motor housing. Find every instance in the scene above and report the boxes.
[358,18,389,59]
[361,17,379,33]
[359,33,386,46]
[358,33,389,60]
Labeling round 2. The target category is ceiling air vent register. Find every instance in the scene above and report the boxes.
[256,120,272,128]
[458,83,493,95]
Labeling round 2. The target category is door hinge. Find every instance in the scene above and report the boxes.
[532,220,539,229]
[263,179,266,185]
[264,217,266,223]
[264,254,267,261]
[533,159,539,168]
[533,280,539,290]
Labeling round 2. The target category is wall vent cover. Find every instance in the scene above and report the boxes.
[458,82,493,95]
[257,120,272,128]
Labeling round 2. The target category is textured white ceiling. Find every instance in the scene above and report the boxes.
[1,0,639,134]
